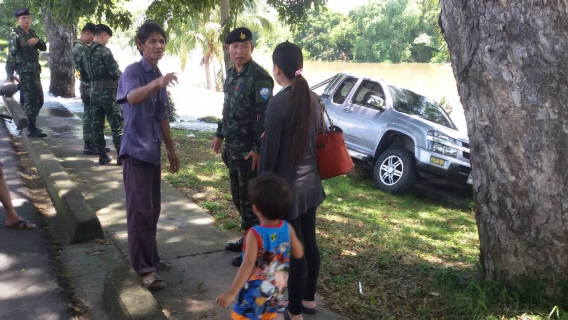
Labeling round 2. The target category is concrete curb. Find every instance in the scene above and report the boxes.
[2,96,27,129]
[2,96,165,319]
[3,96,104,243]
[102,267,167,320]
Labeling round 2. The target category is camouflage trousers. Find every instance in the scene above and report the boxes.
[222,149,259,230]
[79,83,92,142]
[20,72,43,118]
[90,87,123,151]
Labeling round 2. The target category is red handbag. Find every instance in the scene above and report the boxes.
[316,99,354,179]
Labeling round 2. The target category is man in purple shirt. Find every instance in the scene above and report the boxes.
[116,22,179,290]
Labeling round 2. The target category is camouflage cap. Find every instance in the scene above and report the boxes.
[95,24,113,37]
[225,27,252,45]
[13,8,30,17]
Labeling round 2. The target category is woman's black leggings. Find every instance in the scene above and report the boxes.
[287,207,320,315]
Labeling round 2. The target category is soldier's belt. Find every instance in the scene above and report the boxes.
[80,81,91,87]
[90,80,118,88]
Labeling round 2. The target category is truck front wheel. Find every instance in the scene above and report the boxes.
[373,147,417,194]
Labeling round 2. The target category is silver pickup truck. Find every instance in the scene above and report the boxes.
[311,73,472,194]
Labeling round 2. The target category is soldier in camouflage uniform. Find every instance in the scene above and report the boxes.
[211,27,274,266]
[82,24,123,165]
[5,8,47,138]
[73,22,99,154]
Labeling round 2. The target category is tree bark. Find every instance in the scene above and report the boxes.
[42,9,76,97]
[440,0,568,299]
[221,0,232,74]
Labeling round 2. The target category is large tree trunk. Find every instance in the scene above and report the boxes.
[440,1,568,299]
[42,9,76,97]
[221,0,232,74]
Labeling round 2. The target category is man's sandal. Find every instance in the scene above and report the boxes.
[141,272,166,290]
[155,260,172,271]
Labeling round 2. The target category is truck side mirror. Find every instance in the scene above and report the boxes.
[367,95,385,109]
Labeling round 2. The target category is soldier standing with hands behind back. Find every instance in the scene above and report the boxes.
[211,27,274,267]
[73,22,104,155]
[82,24,123,165]
[5,8,47,138]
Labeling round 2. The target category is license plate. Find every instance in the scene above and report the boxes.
[467,173,473,185]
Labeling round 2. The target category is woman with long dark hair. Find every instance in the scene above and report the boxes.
[259,41,325,319]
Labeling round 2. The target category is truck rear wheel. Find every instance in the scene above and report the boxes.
[373,146,417,194]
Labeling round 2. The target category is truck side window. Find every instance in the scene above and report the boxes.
[332,78,357,104]
[353,81,385,107]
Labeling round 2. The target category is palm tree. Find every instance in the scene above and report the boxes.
[166,2,273,91]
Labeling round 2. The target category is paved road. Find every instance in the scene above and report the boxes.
[0,119,72,320]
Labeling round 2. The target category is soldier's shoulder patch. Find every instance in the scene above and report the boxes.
[255,79,273,102]
[259,88,271,101]
[254,80,274,102]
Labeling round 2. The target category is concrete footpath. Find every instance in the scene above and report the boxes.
[0,119,72,319]
[3,96,347,319]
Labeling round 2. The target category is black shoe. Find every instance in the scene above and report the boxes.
[26,116,45,136]
[83,145,99,155]
[99,154,112,164]
[98,146,112,164]
[105,147,111,152]
[225,237,244,252]
[115,146,121,165]
[231,255,242,267]
[27,130,47,138]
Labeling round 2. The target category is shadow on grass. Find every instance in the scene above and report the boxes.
[158,129,565,319]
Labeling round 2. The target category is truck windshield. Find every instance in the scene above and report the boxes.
[388,86,456,129]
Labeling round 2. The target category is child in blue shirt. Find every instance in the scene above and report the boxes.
[216,171,304,320]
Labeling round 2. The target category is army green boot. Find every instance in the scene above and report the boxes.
[98,147,112,165]
[116,146,122,166]
[27,116,47,138]
[83,141,99,155]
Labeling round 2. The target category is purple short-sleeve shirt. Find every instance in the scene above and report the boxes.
[117,57,169,165]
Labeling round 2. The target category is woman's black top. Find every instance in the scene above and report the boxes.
[259,86,325,221]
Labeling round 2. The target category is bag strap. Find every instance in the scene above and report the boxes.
[318,97,334,135]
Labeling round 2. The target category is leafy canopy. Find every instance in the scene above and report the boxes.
[36,0,130,28]
[0,0,45,39]
[146,0,327,29]
[293,0,448,63]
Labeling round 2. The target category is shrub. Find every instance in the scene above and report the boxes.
[167,91,178,122]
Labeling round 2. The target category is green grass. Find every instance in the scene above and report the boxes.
[160,128,566,319]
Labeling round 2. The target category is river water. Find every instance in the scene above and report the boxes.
[5,49,466,133]
[155,54,467,133]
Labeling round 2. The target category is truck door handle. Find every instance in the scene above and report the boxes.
[343,107,352,113]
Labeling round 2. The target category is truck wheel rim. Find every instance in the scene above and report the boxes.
[379,155,404,186]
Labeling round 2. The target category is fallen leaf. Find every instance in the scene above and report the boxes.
[428,292,440,297]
